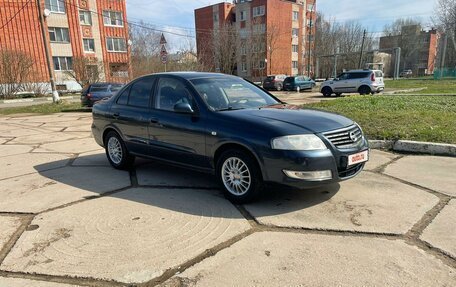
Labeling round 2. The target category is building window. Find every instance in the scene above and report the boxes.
[213,13,219,22]
[240,10,247,21]
[106,37,127,52]
[292,28,299,37]
[292,61,298,69]
[292,45,299,53]
[241,61,247,72]
[79,10,92,25]
[103,11,123,27]
[53,57,72,71]
[48,27,70,43]
[292,11,299,21]
[307,4,314,12]
[83,38,95,52]
[240,43,247,55]
[253,6,265,17]
[45,0,65,13]
[110,63,129,78]
[253,24,266,34]
[259,60,265,69]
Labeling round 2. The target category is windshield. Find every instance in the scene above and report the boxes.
[110,84,123,92]
[90,86,109,93]
[191,77,279,111]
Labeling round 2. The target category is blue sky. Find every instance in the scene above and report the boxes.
[126,0,437,48]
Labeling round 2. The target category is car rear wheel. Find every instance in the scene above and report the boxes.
[216,149,263,204]
[322,87,332,97]
[276,83,282,91]
[359,86,371,95]
[104,131,135,170]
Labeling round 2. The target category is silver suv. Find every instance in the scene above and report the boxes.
[320,69,385,97]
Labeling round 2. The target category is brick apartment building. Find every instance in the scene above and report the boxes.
[195,0,316,80]
[0,0,130,91]
[379,25,440,75]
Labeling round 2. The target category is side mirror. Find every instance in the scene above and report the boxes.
[174,102,194,114]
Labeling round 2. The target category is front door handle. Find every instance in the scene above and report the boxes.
[150,118,159,124]
[113,113,120,119]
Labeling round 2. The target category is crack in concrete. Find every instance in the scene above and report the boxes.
[0,215,34,266]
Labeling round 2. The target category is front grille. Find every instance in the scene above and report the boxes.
[338,163,364,178]
[323,125,363,149]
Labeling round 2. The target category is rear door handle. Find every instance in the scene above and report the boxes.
[150,118,159,124]
[113,113,119,119]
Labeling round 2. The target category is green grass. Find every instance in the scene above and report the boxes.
[0,101,88,115]
[386,79,456,94]
[305,95,456,144]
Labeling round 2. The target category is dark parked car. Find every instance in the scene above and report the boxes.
[81,83,124,107]
[283,76,316,92]
[262,75,287,91]
[92,72,369,203]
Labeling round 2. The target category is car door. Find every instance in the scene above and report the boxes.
[148,76,209,169]
[332,73,349,92]
[110,76,155,155]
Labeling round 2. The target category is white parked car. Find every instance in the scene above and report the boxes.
[320,69,385,97]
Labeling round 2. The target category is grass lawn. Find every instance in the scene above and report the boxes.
[386,78,456,94]
[305,95,456,144]
[0,101,87,115]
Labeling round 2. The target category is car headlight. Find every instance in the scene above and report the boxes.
[271,134,327,151]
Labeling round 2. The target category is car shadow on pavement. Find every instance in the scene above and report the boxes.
[33,154,340,218]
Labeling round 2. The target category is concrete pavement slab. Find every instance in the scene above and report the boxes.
[245,172,438,234]
[162,232,456,287]
[421,200,456,258]
[0,278,80,287]
[136,162,219,188]
[0,153,70,180]
[0,126,44,137]
[34,138,102,154]
[72,150,109,166]
[364,149,399,171]
[384,155,456,196]
[8,132,87,145]
[0,166,130,213]
[1,188,250,283]
[0,216,22,252]
[0,145,33,157]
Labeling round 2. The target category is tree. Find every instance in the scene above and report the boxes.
[0,49,34,99]
[211,23,238,74]
[383,18,422,36]
[129,22,162,77]
[65,56,104,88]
[433,0,456,68]
[265,22,282,76]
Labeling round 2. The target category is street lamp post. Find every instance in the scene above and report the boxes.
[37,0,59,102]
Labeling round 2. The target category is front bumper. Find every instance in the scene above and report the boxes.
[261,137,369,189]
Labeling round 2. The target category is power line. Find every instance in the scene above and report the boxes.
[0,0,33,30]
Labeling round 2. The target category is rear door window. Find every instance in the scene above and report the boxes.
[128,77,154,108]
[375,71,383,77]
[116,86,130,105]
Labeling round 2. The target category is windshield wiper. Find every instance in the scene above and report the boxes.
[217,107,245,111]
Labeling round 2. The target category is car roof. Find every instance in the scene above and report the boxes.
[90,82,123,87]
[137,72,239,81]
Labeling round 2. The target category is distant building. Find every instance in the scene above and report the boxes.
[194,0,316,80]
[379,25,440,75]
[0,0,130,91]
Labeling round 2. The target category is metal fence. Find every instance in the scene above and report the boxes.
[434,68,456,79]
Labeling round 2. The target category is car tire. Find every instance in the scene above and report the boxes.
[104,131,135,170]
[216,149,263,204]
[277,84,282,91]
[359,86,371,95]
[321,87,332,97]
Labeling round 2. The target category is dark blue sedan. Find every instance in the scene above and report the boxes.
[81,83,124,107]
[91,72,369,203]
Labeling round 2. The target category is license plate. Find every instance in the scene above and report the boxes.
[348,150,369,166]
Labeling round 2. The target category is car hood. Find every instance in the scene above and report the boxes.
[222,105,354,134]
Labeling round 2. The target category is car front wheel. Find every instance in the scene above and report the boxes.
[104,131,135,170]
[322,87,332,97]
[216,149,263,204]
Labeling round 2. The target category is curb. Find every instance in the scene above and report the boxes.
[370,140,456,157]
[0,95,79,104]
